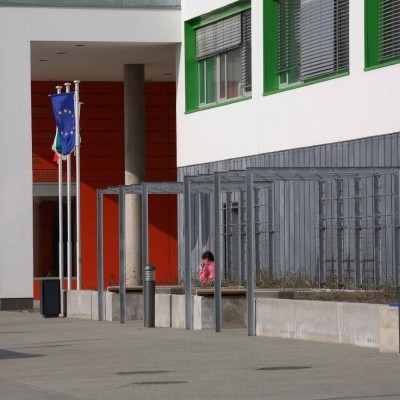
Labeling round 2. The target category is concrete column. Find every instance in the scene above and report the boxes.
[124,65,145,287]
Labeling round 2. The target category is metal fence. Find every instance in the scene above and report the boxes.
[182,175,398,288]
[98,165,400,335]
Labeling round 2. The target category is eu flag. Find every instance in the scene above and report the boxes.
[50,93,76,156]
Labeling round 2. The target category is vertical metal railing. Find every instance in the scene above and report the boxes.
[373,175,382,288]
[184,176,192,330]
[246,169,255,336]
[97,189,104,321]
[318,180,326,288]
[118,186,126,323]
[354,178,362,287]
[214,173,222,332]
[268,184,274,278]
[336,179,344,288]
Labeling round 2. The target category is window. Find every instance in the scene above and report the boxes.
[365,0,400,69]
[185,1,251,112]
[264,0,349,94]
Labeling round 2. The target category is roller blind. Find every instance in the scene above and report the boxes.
[277,0,301,76]
[241,9,252,92]
[277,0,349,81]
[196,13,242,60]
[379,0,400,63]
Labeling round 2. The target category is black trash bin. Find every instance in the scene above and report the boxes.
[40,279,60,318]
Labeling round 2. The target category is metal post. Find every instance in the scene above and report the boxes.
[336,179,344,288]
[65,82,72,290]
[119,186,126,323]
[97,189,104,321]
[55,85,64,312]
[373,175,382,289]
[394,171,400,354]
[254,188,261,280]
[226,192,232,281]
[268,184,274,278]
[74,80,82,290]
[354,178,362,287]
[246,169,255,336]
[394,171,400,300]
[318,181,326,288]
[214,173,222,333]
[144,265,155,328]
[198,194,203,262]
[184,176,192,330]
[141,183,149,267]
[239,190,246,284]
[141,182,149,324]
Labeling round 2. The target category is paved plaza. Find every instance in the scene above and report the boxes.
[0,310,400,400]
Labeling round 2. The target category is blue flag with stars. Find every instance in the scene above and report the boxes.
[50,93,76,156]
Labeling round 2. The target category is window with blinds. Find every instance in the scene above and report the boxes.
[277,0,349,85]
[195,10,252,106]
[196,14,242,60]
[379,0,400,63]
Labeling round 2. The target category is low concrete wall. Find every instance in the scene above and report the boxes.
[193,295,247,329]
[155,294,172,327]
[104,291,143,322]
[171,294,187,329]
[379,306,399,353]
[154,294,247,329]
[256,299,383,348]
[66,290,142,321]
[66,290,100,320]
[65,290,399,353]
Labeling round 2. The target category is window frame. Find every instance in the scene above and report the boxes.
[263,0,350,96]
[365,0,400,71]
[198,48,245,107]
[185,0,252,113]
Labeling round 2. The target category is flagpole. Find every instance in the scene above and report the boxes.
[74,80,81,290]
[55,85,64,308]
[65,82,72,291]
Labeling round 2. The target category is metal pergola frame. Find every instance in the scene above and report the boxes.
[97,167,400,336]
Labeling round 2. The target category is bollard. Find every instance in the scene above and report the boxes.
[144,264,156,328]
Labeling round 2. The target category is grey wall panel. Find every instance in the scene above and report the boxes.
[178,132,400,286]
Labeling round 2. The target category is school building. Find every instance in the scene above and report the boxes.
[1,0,399,310]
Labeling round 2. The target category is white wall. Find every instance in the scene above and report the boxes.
[0,6,180,299]
[177,1,400,167]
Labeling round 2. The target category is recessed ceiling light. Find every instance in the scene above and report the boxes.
[39,59,48,62]
[56,52,66,55]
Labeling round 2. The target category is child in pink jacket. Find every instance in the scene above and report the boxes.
[199,251,215,283]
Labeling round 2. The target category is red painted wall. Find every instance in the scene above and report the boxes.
[32,81,177,298]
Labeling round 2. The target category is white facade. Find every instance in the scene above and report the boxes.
[177,0,400,167]
[2,0,400,303]
[0,5,180,301]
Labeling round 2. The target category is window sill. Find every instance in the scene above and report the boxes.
[185,95,252,114]
[364,59,400,72]
[263,71,349,96]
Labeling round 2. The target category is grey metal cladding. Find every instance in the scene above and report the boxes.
[0,0,181,8]
[178,132,400,286]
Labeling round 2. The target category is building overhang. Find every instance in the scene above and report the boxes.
[0,0,180,9]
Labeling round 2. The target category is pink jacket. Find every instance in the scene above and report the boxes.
[199,260,215,283]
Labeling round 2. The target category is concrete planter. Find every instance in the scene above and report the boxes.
[66,290,100,320]
[65,290,399,353]
[66,290,142,321]
[154,294,247,329]
[379,306,399,353]
[256,298,399,353]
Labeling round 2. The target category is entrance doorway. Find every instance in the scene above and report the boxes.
[33,196,76,279]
